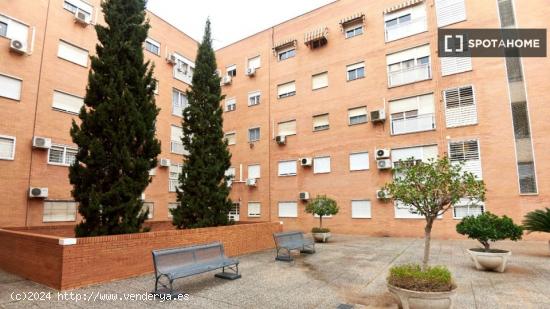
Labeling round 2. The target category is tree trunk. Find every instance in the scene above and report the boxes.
[319,216,323,229]
[422,218,434,271]
[481,240,490,252]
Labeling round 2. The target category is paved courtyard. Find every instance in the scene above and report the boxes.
[1,235,549,308]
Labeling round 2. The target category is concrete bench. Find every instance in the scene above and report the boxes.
[152,242,240,296]
[273,231,315,261]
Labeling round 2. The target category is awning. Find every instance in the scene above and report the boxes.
[304,27,328,46]
[383,0,424,14]
[272,38,297,51]
[339,12,365,27]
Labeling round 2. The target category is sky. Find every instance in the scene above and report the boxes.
[146,0,336,49]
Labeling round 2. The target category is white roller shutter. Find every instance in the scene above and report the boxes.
[58,41,89,67]
[278,160,297,176]
[248,202,261,217]
[278,120,296,136]
[278,202,298,218]
[348,106,367,118]
[312,72,328,90]
[441,57,472,76]
[351,200,372,218]
[171,125,183,141]
[313,114,329,130]
[248,56,261,69]
[449,140,482,179]
[435,0,466,27]
[52,91,84,114]
[350,152,369,171]
[248,164,260,179]
[277,81,296,97]
[0,74,22,100]
[0,136,15,160]
[387,44,430,64]
[313,156,331,173]
[444,85,477,127]
[389,96,419,114]
[347,62,364,71]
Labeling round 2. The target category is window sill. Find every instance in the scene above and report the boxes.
[347,76,365,82]
[0,95,21,102]
[350,169,369,172]
[0,157,15,161]
[312,86,328,91]
[57,56,88,68]
[278,174,297,177]
[52,108,80,116]
[351,217,372,219]
[48,162,71,167]
[390,128,436,136]
[348,121,368,126]
[248,215,261,218]
[388,77,432,89]
[278,93,296,100]
[313,128,330,132]
[313,172,331,175]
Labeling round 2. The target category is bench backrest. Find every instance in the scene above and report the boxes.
[152,242,225,275]
[273,231,305,247]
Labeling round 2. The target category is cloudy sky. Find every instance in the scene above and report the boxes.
[146,0,336,49]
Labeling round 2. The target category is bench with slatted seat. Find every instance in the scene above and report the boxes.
[273,231,316,261]
[151,242,240,296]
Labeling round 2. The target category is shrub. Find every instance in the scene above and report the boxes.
[305,195,339,231]
[388,264,455,292]
[523,208,550,234]
[312,227,330,233]
[456,212,523,251]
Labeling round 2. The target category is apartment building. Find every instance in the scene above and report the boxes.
[1,0,549,238]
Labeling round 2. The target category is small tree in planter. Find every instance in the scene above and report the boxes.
[523,208,550,250]
[305,195,339,242]
[456,212,523,272]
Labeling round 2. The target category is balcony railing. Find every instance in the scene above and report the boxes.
[170,141,188,155]
[391,113,435,135]
[169,179,179,192]
[385,16,427,42]
[388,63,431,87]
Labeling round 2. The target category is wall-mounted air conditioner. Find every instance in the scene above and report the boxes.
[376,189,391,200]
[375,148,390,160]
[29,187,48,198]
[221,75,232,85]
[299,192,310,200]
[246,178,257,187]
[246,67,256,76]
[275,135,286,145]
[32,136,52,149]
[377,159,392,170]
[10,39,26,54]
[300,157,313,167]
[370,109,386,123]
[166,53,177,65]
[74,9,90,25]
[159,158,171,167]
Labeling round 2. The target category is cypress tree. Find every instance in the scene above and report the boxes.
[171,19,233,228]
[69,0,160,236]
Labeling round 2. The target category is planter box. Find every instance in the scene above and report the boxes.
[467,248,511,273]
[387,283,456,309]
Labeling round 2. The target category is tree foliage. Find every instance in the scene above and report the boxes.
[456,212,523,251]
[522,208,550,234]
[305,195,339,231]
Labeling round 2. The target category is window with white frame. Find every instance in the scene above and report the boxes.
[277,81,296,99]
[168,202,178,218]
[387,44,431,87]
[248,164,260,179]
[278,160,297,176]
[278,201,298,217]
[52,90,84,114]
[440,56,472,76]
[0,135,16,160]
[350,152,369,171]
[172,88,188,117]
[225,167,235,186]
[63,0,92,22]
[145,38,160,56]
[225,132,236,145]
[384,2,427,42]
[225,97,236,112]
[0,21,7,37]
[43,201,77,222]
[314,156,331,174]
[170,125,186,155]
[169,164,182,192]
[347,62,365,81]
[278,47,296,61]
[172,54,194,84]
[248,91,261,106]
[0,15,30,51]
[348,106,367,125]
[312,114,329,131]
[0,73,22,101]
[142,202,154,219]
[449,140,482,179]
[345,24,364,39]
[248,127,260,142]
[248,202,261,217]
[435,0,467,28]
[58,40,89,67]
[453,198,484,219]
[48,144,77,166]
[389,93,435,135]
[226,64,237,77]
[248,56,261,70]
[278,120,296,136]
[312,72,328,90]
[351,200,372,218]
[444,85,477,127]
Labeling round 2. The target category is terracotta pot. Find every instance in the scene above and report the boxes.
[467,248,511,273]
[312,232,331,242]
[387,283,456,309]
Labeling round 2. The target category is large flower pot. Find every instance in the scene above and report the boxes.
[312,232,331,243]
[387,283,456,309]
[467,248,511,273]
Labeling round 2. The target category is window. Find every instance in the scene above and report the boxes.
[225,132,236,145]
[248,164,260,179]
[391,145,438,169]
[384,2,427,42]
[58,40,89,67]
[63,0,92,21]
[312,114,329,131]
[0,73,22,101]
[43,201,77,222]
[278,160,297,176]
[312,72,328,90]
[277,81,296,99]
[225,167,235,187]
[170,125,186,155]
[0,135,16,160]
[278,47,296,61]
[345,24,363,39]
[387,45,431,87]
[52,90,84,114]
[449,140,482,179]
[518,162,537,194]
[278,202,298,218]
[172,89,188,117]
[278,120,296,136]
[453,198,484,219]
[226,65,237,77]
[48,144,77,166]
[444,85,477,127]
[248,202,261,217]
[314,156,331,174]
[172,54,194,84]
[0,21,7,37]
[145,38,160,56]
[168,202,178,218]
[248,56,261,70]
[169,164,182,192]
[498,0,516,28]
[0,16,29,50]
[351,200,372,218]
[248,127,260,142]
[142,202,154,219]
[225,98,236,112]
[348,106,367,125]
[435,0,467,27]
[347,62,365,81]
[389,93,435,135]
[440,57,472,76]
[248,91,261,106]
[350,152,369,171]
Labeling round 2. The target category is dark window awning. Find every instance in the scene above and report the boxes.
[272,38,297,52]
[304,27,328,48]
[383,0,424,14]
[339,12,365,29]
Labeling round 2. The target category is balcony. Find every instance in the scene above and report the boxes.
[170,141,188,155]
[391,113,435,135]
[385,16,427,42]
[388,63,431,87]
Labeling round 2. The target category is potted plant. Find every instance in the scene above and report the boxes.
[456,212,523,272]
[523,208,550,251]
[383,157,485,308]
[305,195,339,242]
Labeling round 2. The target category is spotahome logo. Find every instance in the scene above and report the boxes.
[438,29,546,57]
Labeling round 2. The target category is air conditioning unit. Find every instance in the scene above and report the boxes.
[377,159,392,170]
[275,135,286,145]
[32,136,52,149]
[246,67,256,76]
[74,9,89,25]
[300,157,313,167]
[29,187,48,198]
[370,109,386,123]
[166,53,177,65]
[246,178,257,187]
[221,75,232,85]
[376,189,391,200]
[159,158,171,167]
[299,192,310,200]
[140,193,146,200]
[10,39,26,54]
[375,148,391,160]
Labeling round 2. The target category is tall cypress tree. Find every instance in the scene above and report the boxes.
[69,0,160,236]
[171,19,233,228]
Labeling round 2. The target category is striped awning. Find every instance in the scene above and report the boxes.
[339,12,365,26]
[272,38,297,51]
[304,27,328,45]
[383,0,424,14]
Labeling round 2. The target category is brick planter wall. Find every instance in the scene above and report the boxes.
[0,221,282,290]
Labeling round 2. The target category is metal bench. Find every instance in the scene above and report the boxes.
[273,231,315,261]
[151,242,240,296]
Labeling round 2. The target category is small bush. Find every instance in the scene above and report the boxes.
[388,264,455,292]
[523,208,550,234]
[456,212,523,251]
[311,227,330,233]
